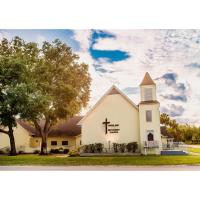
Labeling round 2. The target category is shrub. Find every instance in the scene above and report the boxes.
[126,142,138,153]
[82,143,104,153]
[63,149,69,154]
[18,150,25,154]
[89,144,95,153]
[118,143,126,153]
[58,148,64,153]
[33,150,40,154]
[4,147,10,154]
[68,149,80,157]
[113,143,119,153]
[0,150,5,154]
[94,143,103,153]
[82,145,88,153]
[50,149,60,154]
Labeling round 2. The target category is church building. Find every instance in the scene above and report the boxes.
[0,72,170,155]
[78,72,163,155]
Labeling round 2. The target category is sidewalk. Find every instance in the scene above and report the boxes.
[1,165,200,171]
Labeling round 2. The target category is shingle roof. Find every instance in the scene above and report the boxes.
[17,116,83,137]
[140,72,155,86]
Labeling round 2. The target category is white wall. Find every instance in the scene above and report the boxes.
[81,93,140,149]
[140,85,157,101]
[139,103,162,154]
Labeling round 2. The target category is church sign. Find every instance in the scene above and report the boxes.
[102,118,120,134]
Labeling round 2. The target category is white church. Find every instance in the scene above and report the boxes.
[1,72,172,155]
[78,72,164,155]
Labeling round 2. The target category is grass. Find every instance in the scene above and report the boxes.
[188,148,200,154]
[1,154,200,166]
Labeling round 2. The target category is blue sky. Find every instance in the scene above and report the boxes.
[1,29,200,124]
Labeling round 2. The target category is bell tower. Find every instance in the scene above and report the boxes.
[139,72,162,155]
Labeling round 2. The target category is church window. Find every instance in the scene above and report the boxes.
[62,141,68,145]
[147,133,154,141]
[144,88,153,101]
[146,110,152,122]
[51,141,57,146]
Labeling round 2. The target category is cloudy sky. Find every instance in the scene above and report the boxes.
[1,29,200,124]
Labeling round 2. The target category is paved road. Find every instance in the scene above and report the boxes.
[1,165,200,171]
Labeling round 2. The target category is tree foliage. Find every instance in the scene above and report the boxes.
[0,37,43,155]
[160,113,200,143]
[0,36,91,155]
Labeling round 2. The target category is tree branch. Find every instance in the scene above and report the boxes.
[0,128,9,134]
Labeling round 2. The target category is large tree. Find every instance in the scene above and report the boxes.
[0,37,43,155]
[0,37,91,155]
[23,39,91,154]
[0,37,44,155]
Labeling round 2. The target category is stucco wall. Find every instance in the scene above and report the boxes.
[0,124,80,153]
[0,124,32,152]
[81,93,140,149]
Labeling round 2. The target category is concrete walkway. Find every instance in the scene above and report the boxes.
[1,165,200,171]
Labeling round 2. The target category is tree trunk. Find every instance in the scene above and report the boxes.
[8,126,17,156]
[40,134,48,155]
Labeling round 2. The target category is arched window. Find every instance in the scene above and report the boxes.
[147,133,154,141]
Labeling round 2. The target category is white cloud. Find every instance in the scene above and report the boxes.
[73,30,92,51]
[82,30,200,124]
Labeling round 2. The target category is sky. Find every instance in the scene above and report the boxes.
[1,29,200,125]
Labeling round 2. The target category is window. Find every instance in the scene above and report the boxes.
[144,88,153,101]
[51,141,57,146]
[146,110,152,122]
[80,140,82,145]
[62,141,68,146]
[147,133,154,141]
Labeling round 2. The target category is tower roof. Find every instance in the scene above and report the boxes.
[140,72,155,86]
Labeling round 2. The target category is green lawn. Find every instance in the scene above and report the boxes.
[188,148,200,154]
[1,154,200,166]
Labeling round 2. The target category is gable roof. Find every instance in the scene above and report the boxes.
[78,85,139,125]
[17,116,83,137]
[140,72,155,86]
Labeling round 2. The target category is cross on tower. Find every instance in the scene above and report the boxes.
[102,118,110,134]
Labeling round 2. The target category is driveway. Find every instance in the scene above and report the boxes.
[1,165,200,171]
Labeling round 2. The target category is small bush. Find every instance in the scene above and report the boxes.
[113,143,119,153]
[89,144,95,153]
[126,142,138,153]
[33,150,40,154]
[83,143,104,153]
[95,143,104,153]
[50,149,60,154]
[118,143,126,153]
[0,150,5,154]
[58,148,64,153]
[18,151,25,154]
[63,149,69,154]
[68,149,80,157]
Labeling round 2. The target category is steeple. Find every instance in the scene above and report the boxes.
[139,72,157,102]
[140,72,155,86]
